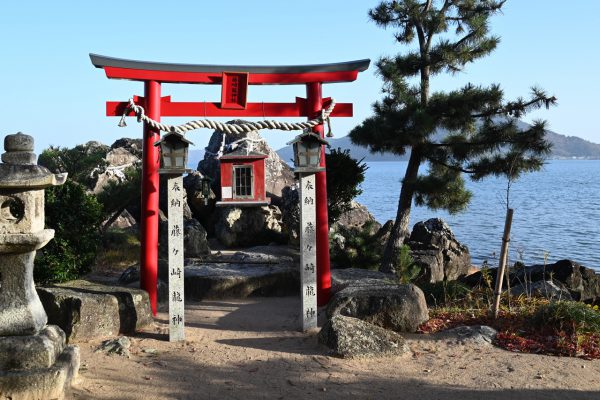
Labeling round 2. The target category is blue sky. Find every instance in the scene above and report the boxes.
[1,1,598,153]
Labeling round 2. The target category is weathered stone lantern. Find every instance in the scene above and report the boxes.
[154,131,194,174]
[287,130,328,173]
[0,133,79,399]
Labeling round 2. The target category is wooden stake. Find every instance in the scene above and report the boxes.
[492,208,514,319]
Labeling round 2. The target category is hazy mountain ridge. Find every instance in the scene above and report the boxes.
[277,123,600,162]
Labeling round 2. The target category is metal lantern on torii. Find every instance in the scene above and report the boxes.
[90,54,369,314]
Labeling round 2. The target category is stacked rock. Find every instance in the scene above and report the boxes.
[0,133,79,400]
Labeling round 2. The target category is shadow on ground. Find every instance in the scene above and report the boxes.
[72,352,600,400]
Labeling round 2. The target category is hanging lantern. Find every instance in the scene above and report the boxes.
[154,132,194,174]
[286,131,329,173]
[199,175,212,205]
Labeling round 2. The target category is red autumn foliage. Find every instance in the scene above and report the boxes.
[417,309,600,360]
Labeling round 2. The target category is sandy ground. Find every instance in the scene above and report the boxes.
[70,297,600,400]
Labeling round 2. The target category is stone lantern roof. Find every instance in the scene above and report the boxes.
[0,132,67,189]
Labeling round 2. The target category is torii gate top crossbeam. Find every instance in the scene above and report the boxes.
[90,54,370,85]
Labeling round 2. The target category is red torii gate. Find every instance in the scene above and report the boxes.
[90,54,369,314]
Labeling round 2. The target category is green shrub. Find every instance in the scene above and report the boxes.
[325,148,368,224]
[96,165,141,231]
[330,221,382,270]
[533,301,600,334]
[394,244,421,284]
[419,280,472,307]
[38,144,108,190]
[95,228,140,271]
[34,181,103,284]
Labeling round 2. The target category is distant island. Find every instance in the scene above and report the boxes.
[277,121,600,162]
[188,121,600,168]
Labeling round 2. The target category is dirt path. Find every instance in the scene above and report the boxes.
[71,297,600,400]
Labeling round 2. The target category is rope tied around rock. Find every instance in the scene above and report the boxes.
[117,98,336,136]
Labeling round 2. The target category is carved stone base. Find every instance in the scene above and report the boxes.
[0,325,80,400]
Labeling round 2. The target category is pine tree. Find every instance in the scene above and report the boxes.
[350,0,556,273]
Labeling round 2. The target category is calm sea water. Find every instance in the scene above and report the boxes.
[355,160,600,272]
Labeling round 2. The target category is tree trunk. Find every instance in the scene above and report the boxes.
[380,18,429,274]
[380,147,422,273]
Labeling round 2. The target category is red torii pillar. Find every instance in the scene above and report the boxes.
[90,54,369,313]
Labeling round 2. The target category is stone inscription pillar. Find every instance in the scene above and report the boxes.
[299,173,317,331]
[167,175,185,342]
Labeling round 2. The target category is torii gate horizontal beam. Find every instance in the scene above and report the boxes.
[107,96,353,118]
[90,54,370,85]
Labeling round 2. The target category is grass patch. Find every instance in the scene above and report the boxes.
[94,228,140,273]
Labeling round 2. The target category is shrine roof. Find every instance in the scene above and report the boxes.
[90,54,370,85]
[219,147,268,159]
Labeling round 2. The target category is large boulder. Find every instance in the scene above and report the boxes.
[183,171,218,233]
[215,205,286,247]
[37,281,153,343]
[37,287,120,342]
[318,314,409,359]
[105,209,137,231]
[526,259,600,303]
[198,124,295,205]
[464,259,600,304]
[110,138,143,158]
[92,146,140,194]
[327,284,429,333]
[280,185,301,245]
[184,218,210,257]
[184,261,299,300]
[281,190,381,247]
[120,250,298,300]
[330,268,395,294]
[82,140,110,156]
[332,201,381,232]
[407,218,471,283]
[159,215,210,259]
[510,280,573,301]
[158,175,194,220]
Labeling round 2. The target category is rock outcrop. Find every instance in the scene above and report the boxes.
[280,185,301,245]
[407,218,472,283]
[92,144,140,195]
[159,215,210,258]
[510,280,573,301]
[183,171,218,233]
[110,138,143,158]
[463,259,600,304]
[327,284,429,333]
[184,218,210,257]
[105,209,137,230]
[215,205,286,247]
[318,314,409,359]
[332,201,381,232]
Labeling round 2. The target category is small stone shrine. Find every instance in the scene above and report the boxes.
[0,133,80,400]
